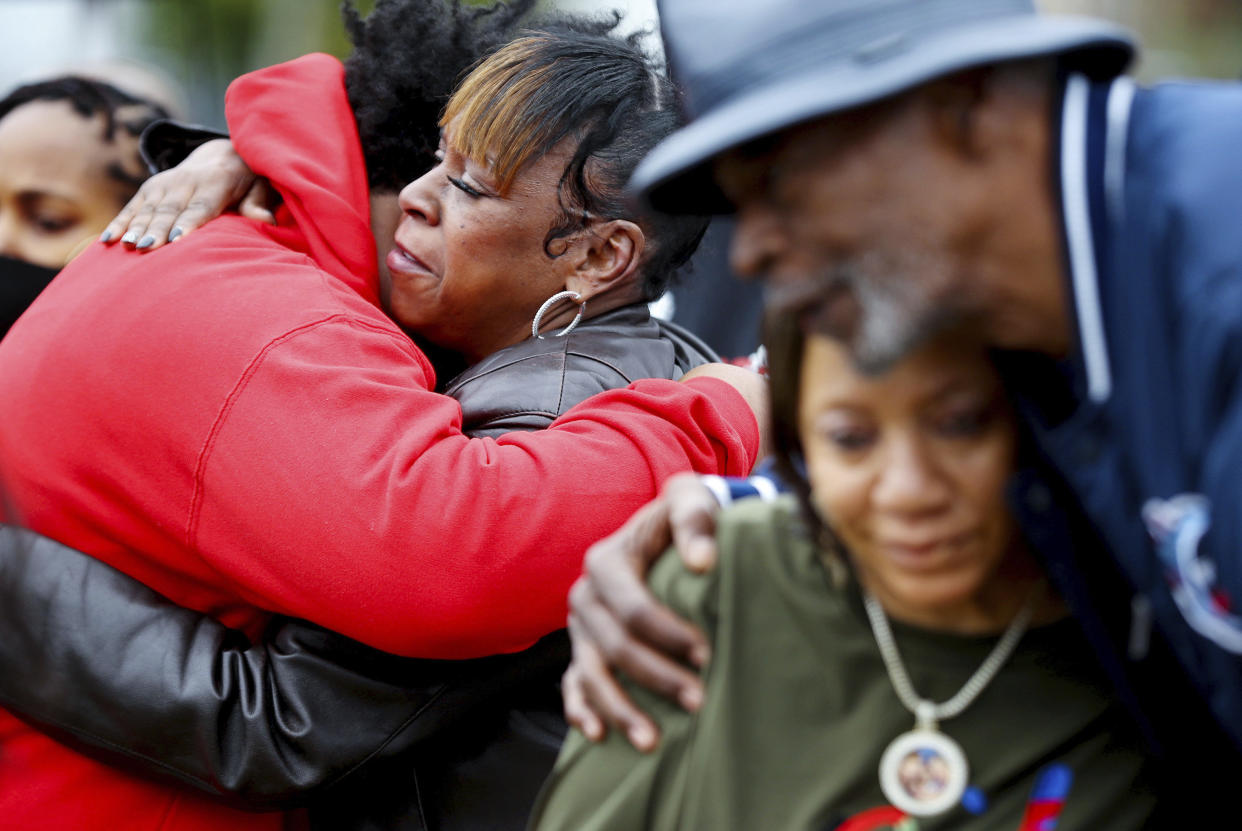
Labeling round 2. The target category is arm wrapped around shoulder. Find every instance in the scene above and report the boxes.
[0,524,567,809]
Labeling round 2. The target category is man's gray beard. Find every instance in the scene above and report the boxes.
[767,259,961,376]
[849,267,953,375]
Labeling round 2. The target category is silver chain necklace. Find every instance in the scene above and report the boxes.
[862,590,1035,817]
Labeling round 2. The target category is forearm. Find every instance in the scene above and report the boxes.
[0,525,566,809]
[197,363,758,659]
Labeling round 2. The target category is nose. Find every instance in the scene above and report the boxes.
[871,434,952,516]
[397,167,440,226]
[728,203,786,279]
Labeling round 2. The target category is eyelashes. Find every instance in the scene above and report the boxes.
[446,175,484,199]
[33,215,76,233]
[435,143,492,199]
[824,426,875,452]
[812,403,997,455]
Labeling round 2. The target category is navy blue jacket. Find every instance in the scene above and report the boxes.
[727,73,1242,805]
[1009,72,1242,754]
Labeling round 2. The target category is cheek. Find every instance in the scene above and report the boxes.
[783,201,855,266]
[445,216,520,273]
[804,449,869,541]
[948,437,1016,533]
[436,221,494,289]
[18,225,86,269]
[75,205,118,243]
[74,176,132,232]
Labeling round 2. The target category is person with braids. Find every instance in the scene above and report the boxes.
[0,4,765,831]
[0,75,168,335]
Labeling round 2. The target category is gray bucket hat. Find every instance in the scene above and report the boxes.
[632,0,1135,214]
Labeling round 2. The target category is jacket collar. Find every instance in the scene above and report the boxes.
[442,304,657,393]
[1057,71,1135,405]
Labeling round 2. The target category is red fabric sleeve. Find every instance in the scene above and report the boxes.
[192,322,758,658]
[225,54,380,304]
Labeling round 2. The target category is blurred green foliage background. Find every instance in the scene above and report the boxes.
[1044,0,1242,80]
[2,0,1240,126]
[134,0,373,123]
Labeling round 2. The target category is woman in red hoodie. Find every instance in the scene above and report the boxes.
[0,9,763,831]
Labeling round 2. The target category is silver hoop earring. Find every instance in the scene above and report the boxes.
[531,290,586,339]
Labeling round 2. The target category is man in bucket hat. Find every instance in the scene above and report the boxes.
[562,0,1242,811]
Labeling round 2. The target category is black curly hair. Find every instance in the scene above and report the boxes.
[0,76,169,194]
[341,0,537,194]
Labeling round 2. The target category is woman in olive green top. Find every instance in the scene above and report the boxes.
[530,326,1156,830]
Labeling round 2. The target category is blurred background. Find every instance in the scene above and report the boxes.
[0,0,662,124]
[2,0,1240,126]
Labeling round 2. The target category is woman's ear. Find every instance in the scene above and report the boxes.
[565,219,645,304]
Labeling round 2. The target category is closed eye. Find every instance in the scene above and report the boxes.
[33,215,75,233]
[828,429,874,452]
[447,175,484,198]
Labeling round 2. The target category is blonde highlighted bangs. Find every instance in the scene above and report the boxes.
[441,35,575,194]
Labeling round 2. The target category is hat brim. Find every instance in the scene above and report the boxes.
[632,15,1134,215]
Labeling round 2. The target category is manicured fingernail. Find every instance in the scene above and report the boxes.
[168,227,184,242]
[99,230,113,243]
[679,685,703,712]
[121,231,139,245]
[628,723,656,751]
[136,235,156,249]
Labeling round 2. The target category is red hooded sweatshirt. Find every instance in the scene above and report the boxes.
[0,55,757,830]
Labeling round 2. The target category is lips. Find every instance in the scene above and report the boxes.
[885,540,942,557]
[878,531,976,569]
[386,241,435,279]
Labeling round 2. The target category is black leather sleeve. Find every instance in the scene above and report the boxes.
[138,119,229,174]
[0,525,567,811]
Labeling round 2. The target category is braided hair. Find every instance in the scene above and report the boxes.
[0,76,170,194]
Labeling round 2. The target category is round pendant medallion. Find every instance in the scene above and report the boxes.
[878,728,969,817]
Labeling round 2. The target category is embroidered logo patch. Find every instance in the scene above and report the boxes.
[1142,493,1242,653]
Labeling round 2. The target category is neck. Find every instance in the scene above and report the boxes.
[583,285,646,320]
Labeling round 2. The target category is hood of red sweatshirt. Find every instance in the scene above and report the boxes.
[225,53,380,306]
